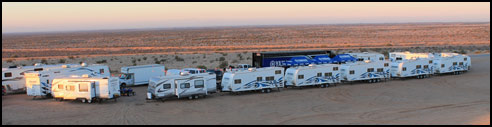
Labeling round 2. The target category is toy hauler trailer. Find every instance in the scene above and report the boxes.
[25,63,110,98]
[51,75,120,103]
[390,58,434,79]
[347,52,385,61]
[147,72,213,101]
[252,50,334,68]
[119,64,165,87]
[285,64,341,88]
[221,67,284,93]
[2,63,81,95]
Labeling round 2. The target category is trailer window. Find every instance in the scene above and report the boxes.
[67,85,75,91]
[416,65,421,69]
[453,62,457,65]
[379,57,384,61]
[429,60,433,64]
[396,57,402,61]
[367,68,374,72]
[357,58,364,61]
[349,70,355,75]
[384,63,389,67]
[266,76,274,81]
[464,58,467,61]
[402,67,407,71]
[459,62,463,65]
[79,83,88,92]
[333,67,338,71]
[377,68,383,72]
[34,68,43,71]
[325,72,332,77]
[424,65,429,69]
[317,73,322,77]
[298,75,304,79]
[257,77,262,81]
[163,84,171,89]
[275,70,281,74]
[4,72,12,77]
[441,64,445,68]
[234,79,241,84]
[100,69,105,74]
[180,83,190,88]
[194,80,204,88]
[58,84,64,89]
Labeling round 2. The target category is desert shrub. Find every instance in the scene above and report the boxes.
[137,59,141,62]
[221,53,227,56]
[246,57,251,60]
[203,54,206,58]
[58,59,66,63]
[41,59,48,64]
[219,57,225,61]
[386,43,393,46]
[192,61,197,64]
[68,56,75,59]
[13,55,18,58]
[96,59,107,64]
[175,56,184,61]
[459,49,467,54]
[143,57,147,61]
[232,59,239,63]
[196,65,207,69]
[155,60,161,64]
[6,59,13,63]
[218,61,228,69]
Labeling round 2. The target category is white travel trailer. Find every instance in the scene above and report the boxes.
[165,68,216,93]
[2,63,81,95]
[221,67,284,93]
[340,60,391,83]
[390,58,434,79]
[51,75,120,103]
[25,63,110,98]
[119,64,165,87]
[432,53,471,75]
[285,64,341,88]
[147,72,213,101]
[348,52,385,61]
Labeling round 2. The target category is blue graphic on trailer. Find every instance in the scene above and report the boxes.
[235,79,279,91]
[285,57,316,66]
[332,54,357,63]
[448,63,468,71]
[313,55,332,64]
[360,69,391,79]
[297,73,340,86]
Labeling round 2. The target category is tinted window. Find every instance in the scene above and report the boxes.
[34,68,43,71]
[298,75,304,79]
[429,60,433,64]
[317,73,322,77]
[367,68,374,72]
[4,72,12,77]
[441,64,445,68]
[180,83,190,88]
[377,68,383,72]
[275,70,281,74]
[266,76,274,81]
[453,62,457,65]
[234,79,241,84]
[257,77,262,81]
[58,84,64,89]
[333,67,338,71]
[100,69,104,74]
[195,80,204,88]
[396,57,402,60]
[67,85,75,91]
[424,65,429,69]
[325,72,332,77]
[163,84,171,89]
[349,70,355,74]
[459,62,463,65]
[384,63,389,67]
[416,65,421,69]
[402,67,407,71]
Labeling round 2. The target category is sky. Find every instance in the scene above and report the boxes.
[2,2,490,33]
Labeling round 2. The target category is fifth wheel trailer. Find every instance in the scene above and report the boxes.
[119,64,165,87]
[51,75,120,103]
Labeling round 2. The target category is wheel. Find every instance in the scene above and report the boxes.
[188,96,193,100]
[368,79,373,83]
[82,99,86,103]
[194,95,199,99]
[88,99,92,103]
[261,89,265,93]
[266,89,271,93]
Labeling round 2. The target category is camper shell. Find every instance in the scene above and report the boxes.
[285,64,341,88]
[51,75,120,103]
[119,64,165,87]
[340,60,391,83]
[221,67,284,93]
[25,63,110,98]
[147,72,214,101]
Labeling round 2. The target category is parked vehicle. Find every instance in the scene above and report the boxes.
[25,63,109,98]
[390,58,434,79]
[147,72,213,101]
[285,64,341,88]
[347,52,385,61]
[432,53,471,75]
[51,74,120,103]
[119,64,165,87]
[221,67,284,93]
[2,63,80,95]
[340,60,391,83]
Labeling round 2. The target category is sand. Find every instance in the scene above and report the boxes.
[1,54,490,125]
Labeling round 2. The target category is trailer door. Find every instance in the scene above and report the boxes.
[175,79,190,98]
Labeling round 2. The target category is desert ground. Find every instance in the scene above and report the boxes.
[2,54,489,125]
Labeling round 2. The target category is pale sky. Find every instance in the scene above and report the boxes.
[2,2,490,33]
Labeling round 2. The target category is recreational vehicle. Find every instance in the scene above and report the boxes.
[389,52,434,61]
[165,68,216,93]
[221,67,284,93]
[432,53,471,75]
[119,64,165,87]
[2,63,80,95]
[147,72,213,101]
[390,58,434,79]
[340,60,391,83]
[347,52,385,61]
[51,75,120,103]
[25,63,110,98]
[285,64,341,88]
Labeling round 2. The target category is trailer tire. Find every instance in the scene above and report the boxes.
[188,96,193,100]
[266,88,271,93]
[261,89,265,93]
[194,95,199,99]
